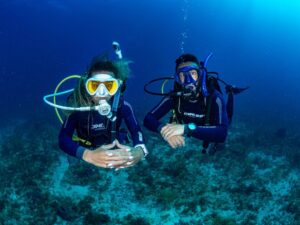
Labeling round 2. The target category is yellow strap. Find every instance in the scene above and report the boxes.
[54,75,91,146]
[72,135,92,146]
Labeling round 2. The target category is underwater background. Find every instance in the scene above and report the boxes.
[0,0,299,224]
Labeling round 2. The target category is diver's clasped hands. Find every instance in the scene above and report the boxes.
[160,124,185,149]
[82,140,144,170]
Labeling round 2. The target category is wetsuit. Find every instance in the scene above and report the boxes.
[59,98,145,159]
[144,90,228,143]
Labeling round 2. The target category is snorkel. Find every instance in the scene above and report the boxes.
[201,52,213,97]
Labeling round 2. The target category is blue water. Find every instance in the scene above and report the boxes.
[1,1,300,224]
[1,0,300,126]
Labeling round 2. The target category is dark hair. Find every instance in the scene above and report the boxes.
[87,59,118,78]
[175,53,200,70]
[86,55,130,81]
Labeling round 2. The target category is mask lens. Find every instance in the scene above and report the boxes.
[177,70,198,85]
[87,80,101,94]
[103,81,116,94]
[86,77,119,96]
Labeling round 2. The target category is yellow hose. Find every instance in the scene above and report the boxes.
[161,79,169,94]
[53,75,81,124]
[53,74,92,146]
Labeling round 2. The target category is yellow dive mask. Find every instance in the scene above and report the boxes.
[85,74,119,97]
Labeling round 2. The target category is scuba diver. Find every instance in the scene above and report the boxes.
[144,53,248,154]
[44,42,148,169]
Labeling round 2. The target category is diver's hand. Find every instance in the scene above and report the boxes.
[112,141,144,169]
[82,140,143,169]
[100,140,118,150]
[82,147,132,169]
[161,124,185,140]
[165,135,185,149]
[100,139,131,150]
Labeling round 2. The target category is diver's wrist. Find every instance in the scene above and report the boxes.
[134,144,148,158]
[82,149,93,162]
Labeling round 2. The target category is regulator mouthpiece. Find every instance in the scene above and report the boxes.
[98,100,111,116]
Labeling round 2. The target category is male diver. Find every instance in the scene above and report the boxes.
[144,54,229,153]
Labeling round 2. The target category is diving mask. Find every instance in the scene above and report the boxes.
[86,74,120,97]
[175,63,200,86]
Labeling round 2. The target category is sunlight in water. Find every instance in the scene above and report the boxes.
[250,0,300,22]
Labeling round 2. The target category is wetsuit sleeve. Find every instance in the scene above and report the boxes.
[122,101,145,146]
[58,113,85,159]
[190,94,229,143]
[143,97,173,132]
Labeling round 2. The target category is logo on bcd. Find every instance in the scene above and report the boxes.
[91,123,105,130]
[184,112,205,118]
